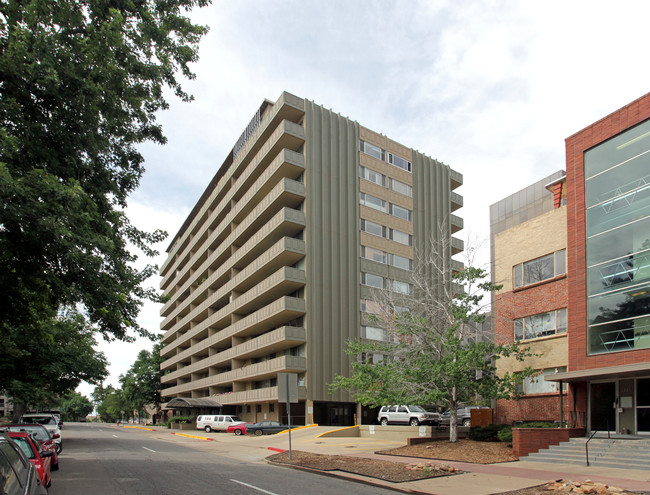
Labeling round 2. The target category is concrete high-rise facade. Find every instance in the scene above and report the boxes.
[159,92,463,426]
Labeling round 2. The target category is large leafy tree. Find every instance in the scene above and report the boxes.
[0,0,209,394]
[3,310,108,417]
[119,341,163,421]
[95,385,126,423]
[330,235,536,442]
[58,391,94,421]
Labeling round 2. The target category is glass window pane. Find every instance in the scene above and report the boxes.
[362,326,387,341]
[360,140,385,161]
[390,229,411,246]
[514,264,523,288]
[361,219,385,237]
[557,308,567,333]
[360,193,386,212]
[524,254,554,285]
[361,246,387,263]
[390,254,412,270]
[362,273,384,288]
[359,166,385,186]
[514,319,523,340]
[390,179,412,197]
[391,280,411,294]
[555,250,566,276]
[390,204,412,221]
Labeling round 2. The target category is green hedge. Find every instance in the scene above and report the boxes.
[165,415,195,427]
[468,424,511,442]
[514,421,560,429]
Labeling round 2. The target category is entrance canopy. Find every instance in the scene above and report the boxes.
[545,362,650,383]
[163,398,222,409]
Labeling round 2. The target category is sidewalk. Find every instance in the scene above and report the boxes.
[262,427,650,495]
[121,424,650,494]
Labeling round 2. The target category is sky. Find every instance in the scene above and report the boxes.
[77,0,650,398]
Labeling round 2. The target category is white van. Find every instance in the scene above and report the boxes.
[196,415,243,432]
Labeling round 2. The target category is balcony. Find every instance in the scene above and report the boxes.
[450,168,463,191]
[451,191,463,212]
[451,236,464,255]
[216,385,307,405]
[450,214,463,234]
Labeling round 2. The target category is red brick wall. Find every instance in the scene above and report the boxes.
[512,427,586,458]
[496,393,569,425]
[565,93,650,371]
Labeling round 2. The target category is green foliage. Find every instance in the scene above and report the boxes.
[468,424,510,442]
[95,385,126,423]
[0,310,108,407]
[119,341,164,416]
[0,0,209,399]
[515,422,560,429]
[58,391,94,421]
[166,415,194,426]
[497,426,513,443]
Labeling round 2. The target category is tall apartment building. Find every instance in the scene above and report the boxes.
[159,92,463,426]
[546,93,650,435]
[490,171,570,424]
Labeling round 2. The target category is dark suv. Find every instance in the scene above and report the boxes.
[439,406,489,427]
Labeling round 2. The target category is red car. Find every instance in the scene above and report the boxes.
[226,422,254,435]
[7,431,53,488]
[1,424,59,470]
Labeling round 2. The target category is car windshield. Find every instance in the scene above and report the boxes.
[10,437,36,460]
[21,416,54,425]
[408,405,426,412]
[5,426,50,441]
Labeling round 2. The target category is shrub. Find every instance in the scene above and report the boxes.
[515,421,560,429]
[165,415,195,427]
[468,424,510,442]
[497,426,512,442]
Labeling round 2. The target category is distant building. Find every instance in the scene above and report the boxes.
[159,92,463,426]
[491,171,569,424]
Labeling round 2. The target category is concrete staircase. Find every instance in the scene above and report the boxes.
[522,436,650,470]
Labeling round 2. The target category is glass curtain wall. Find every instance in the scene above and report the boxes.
[585,119,650,354]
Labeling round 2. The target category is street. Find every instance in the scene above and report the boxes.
[49,423,396,495]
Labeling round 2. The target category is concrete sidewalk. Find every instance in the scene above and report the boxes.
[120,424,650,494]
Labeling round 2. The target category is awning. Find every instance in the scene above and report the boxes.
[163,398,222,409]
[545,362,650,383]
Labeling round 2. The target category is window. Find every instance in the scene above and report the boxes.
[390,204,412,221]
[360,299,382,314]
[388,152,412,172]
[359,166,385,186]
[360,192,386,212]
[361,325,388,341]
[359,140,385,161]
[389,254,413,270]
[360,352,385,364]
[513,250,566,288]
[391,280,412,295]
[514,308,567,341]
[361,246,387,263]
[389,228,412,246]
[361,272,385,288]
[520,367,567,394]
[361,219,387,238]
[389,178,413,197]
[256,405,262,413]
[269,403,275,413]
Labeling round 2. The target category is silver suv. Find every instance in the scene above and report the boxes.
[377,405,440,426]
[439,406,489,427]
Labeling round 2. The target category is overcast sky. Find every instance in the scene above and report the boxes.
[77,0,650,398]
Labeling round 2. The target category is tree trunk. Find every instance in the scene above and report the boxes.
[449,387,458,443]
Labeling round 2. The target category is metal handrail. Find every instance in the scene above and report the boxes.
[585,419,610,466]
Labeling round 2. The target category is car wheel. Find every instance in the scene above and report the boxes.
[410,418,420,427]
[56,443,62,454]
[254,429,263,436]
[380,418,388,426]
[234,429,242,436]
[462,419,471,427]
[204,426,212,433]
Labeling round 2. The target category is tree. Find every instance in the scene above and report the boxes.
[58,391,94,422]
[330,234,535,442]
[0,0,210,390]
[2,309,108,417]
[96,385,126,423]
[119,341,163,422]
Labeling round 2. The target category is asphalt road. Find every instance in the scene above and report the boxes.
[49,422,396,495]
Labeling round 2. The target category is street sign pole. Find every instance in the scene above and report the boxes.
[286,373,292,460]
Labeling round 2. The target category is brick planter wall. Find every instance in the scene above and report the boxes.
[512,427,586,458]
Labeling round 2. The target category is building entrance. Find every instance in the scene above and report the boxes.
[590,382,616,433]
[638,378,650,434]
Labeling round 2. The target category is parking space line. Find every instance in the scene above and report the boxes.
[230,479,278,495]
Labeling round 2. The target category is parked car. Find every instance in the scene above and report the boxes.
[196,415,244,433]
[226,422,254,436]
[18,414,62,453]
[7,432,53,488]
[439,406,490,427]
[0,434,48,495]
[377,405,440,426]
[0,424,59,471]
[245,421,289,436]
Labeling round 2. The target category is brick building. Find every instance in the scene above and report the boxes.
[491,171,570,425]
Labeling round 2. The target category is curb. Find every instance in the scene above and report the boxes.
[171,432,214,441]
[124,426,156,431]
[263,457,428,494]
